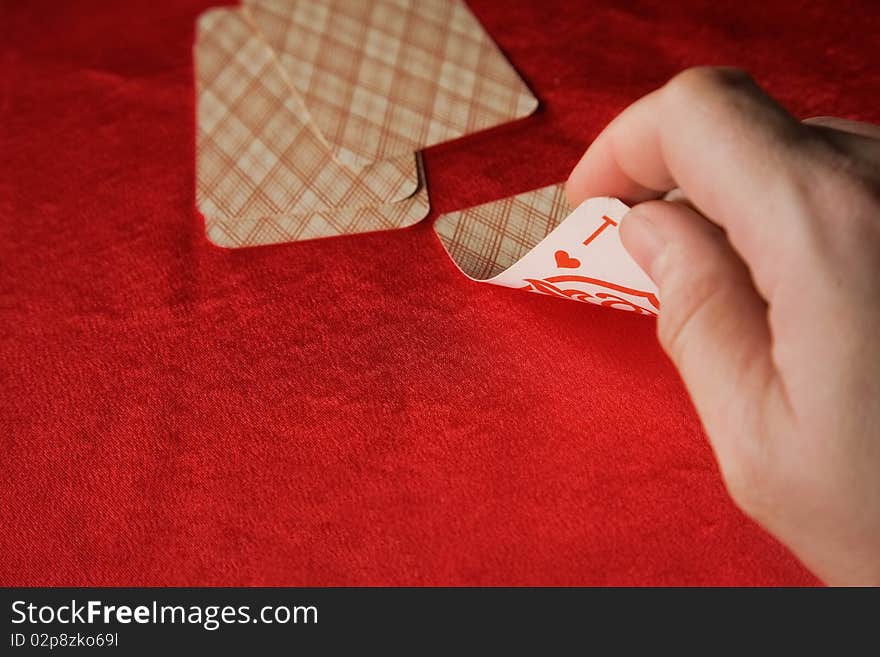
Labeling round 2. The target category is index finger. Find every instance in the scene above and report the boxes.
[565,67,827,296]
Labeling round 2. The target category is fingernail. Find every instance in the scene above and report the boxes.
[621,209,666,283]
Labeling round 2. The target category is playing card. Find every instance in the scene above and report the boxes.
[434,184,659,315]
[195,8,420,234]
[243,0,539,169]
[206,153,430,247]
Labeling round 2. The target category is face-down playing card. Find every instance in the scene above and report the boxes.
[243,0,539,169]
[206,153,430,248]
[195,8,427,247]
[434,184,659,315]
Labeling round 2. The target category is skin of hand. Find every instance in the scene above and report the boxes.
[566,67,880,585]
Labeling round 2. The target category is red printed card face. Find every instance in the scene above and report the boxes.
[435,185,658,314]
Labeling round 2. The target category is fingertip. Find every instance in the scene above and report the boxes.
[563,169,577,205]
[619,206,665,283]
[629,198,724,244]
[564,148,594,208]
[621,199,730,286]
[564,171,585,209]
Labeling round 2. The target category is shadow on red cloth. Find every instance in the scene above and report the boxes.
[2,0,877,585]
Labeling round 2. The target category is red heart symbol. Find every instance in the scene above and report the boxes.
[554,250,580,269]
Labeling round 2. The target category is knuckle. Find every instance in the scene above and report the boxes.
[657,286,713,365]
[655,243,735,364]
[656,294,701,364]
[787,137,880,257]
[814,138,880,198]
[663,66,754,106]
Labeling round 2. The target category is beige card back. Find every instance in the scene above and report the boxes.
[195,8,420,237]
[245,0,539,168]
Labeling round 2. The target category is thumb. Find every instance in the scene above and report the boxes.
[620,200,782,467]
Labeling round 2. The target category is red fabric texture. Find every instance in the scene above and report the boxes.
[2,0,877,586]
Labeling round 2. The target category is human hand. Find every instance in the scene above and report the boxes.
[566,67,880,585]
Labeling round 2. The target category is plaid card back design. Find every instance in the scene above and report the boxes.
[244,0,539,168]
[433,183,570,280]
[195,8,419,230]
[206,153,430,247]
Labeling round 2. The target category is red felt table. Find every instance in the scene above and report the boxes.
[2,0,878,586]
